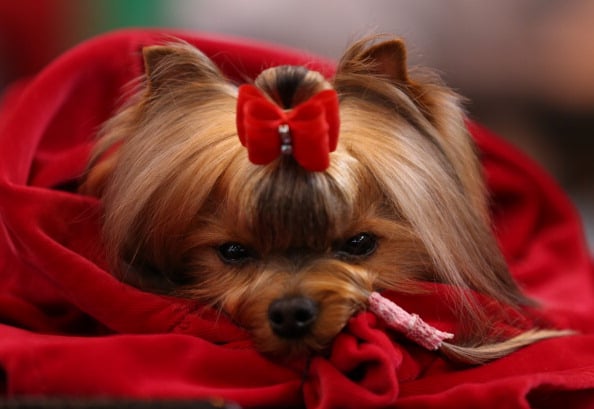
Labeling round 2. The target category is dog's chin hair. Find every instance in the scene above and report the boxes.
[84,37,570,364]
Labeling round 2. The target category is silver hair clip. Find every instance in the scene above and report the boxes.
[278,124,292,155]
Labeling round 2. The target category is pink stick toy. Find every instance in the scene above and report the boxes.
[368,291,454,351]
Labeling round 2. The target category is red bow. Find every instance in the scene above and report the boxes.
[236,84,339,172]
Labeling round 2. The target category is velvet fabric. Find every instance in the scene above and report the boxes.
[1,29,593,408]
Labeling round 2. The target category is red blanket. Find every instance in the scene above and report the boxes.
[1,29,593,408]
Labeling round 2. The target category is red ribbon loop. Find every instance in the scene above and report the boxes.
[236,84,339,172]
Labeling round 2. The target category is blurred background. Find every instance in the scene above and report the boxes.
[1,0,592,250]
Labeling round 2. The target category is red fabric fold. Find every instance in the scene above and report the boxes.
[1,29,594,408]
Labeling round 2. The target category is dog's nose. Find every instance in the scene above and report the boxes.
[268,296,318,338]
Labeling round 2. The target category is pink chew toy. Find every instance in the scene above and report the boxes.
[368,291,454,350]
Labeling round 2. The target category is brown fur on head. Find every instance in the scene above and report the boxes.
[83,37,563,363]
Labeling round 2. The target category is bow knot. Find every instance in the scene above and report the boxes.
[236,84,339,172]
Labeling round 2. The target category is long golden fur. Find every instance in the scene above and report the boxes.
[81,36,566,363]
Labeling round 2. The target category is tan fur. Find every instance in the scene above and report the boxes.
[82,37,566,363]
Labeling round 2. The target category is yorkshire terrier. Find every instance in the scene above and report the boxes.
[81,36,564,364]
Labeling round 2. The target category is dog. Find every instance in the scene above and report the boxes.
[81,36,564,363]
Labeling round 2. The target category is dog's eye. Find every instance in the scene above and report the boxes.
[217,242,253,264]
[338,232,377,257]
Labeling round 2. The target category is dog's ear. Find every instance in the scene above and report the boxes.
[358,39,410,84]
[335,37,411,85]
[336,37,462,129]
[142,43,225,94]
[336,37,490,227]
[79,44,224,198]
[335,37,442,117]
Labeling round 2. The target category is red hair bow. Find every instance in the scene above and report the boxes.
[236,84,339,172]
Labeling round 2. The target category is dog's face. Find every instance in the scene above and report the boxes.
[83,38,528,358]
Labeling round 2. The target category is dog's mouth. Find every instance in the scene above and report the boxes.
[237,291,370,358]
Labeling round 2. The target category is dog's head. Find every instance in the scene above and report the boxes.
[83,37,530,358]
